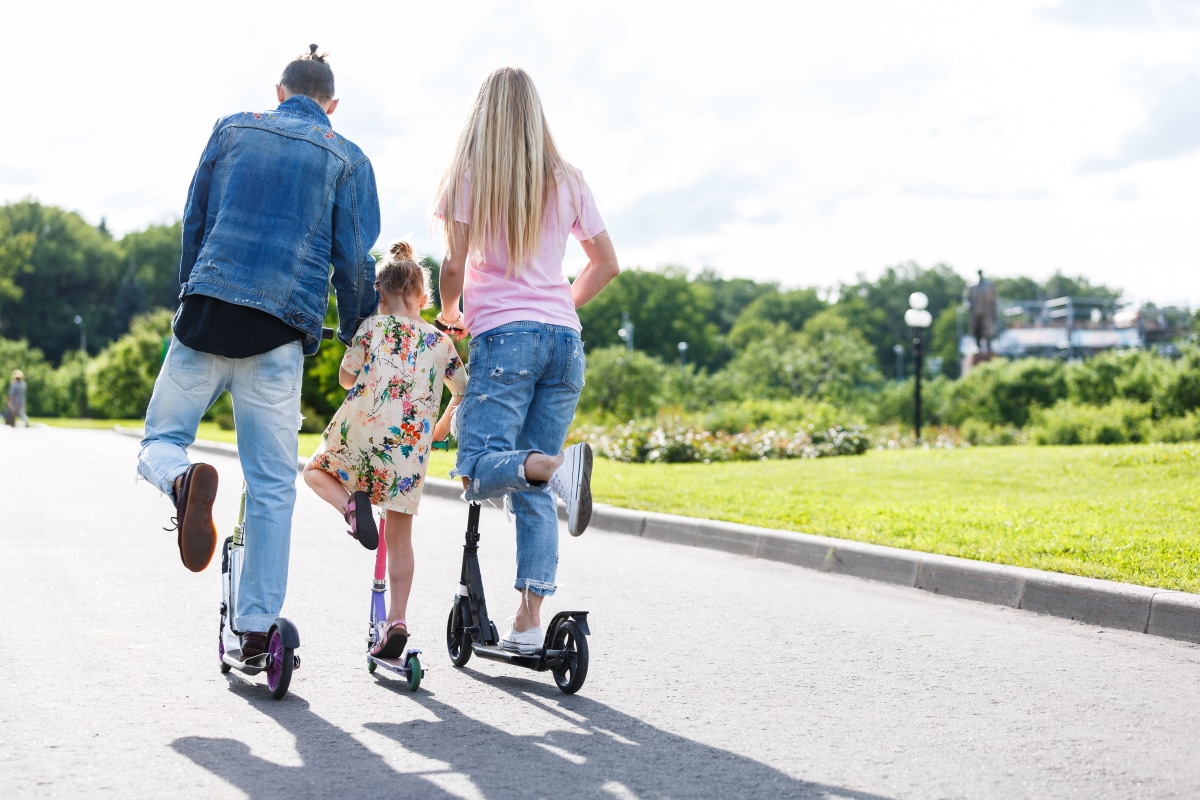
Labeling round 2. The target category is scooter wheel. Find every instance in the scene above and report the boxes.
[405,653,423,692]
[446,599,472,667]
[551,619,589,695]
[367,656,377,674]
[266,627,294,700]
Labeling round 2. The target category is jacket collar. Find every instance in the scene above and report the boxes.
[276,95,331,126]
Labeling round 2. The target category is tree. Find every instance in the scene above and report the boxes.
[832,262,967,380]
[0,201,124,364]
[116,221,184,326]
[574,266,721,370]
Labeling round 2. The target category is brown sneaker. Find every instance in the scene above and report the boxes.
[168,463,219,572]
[240,632,268,659]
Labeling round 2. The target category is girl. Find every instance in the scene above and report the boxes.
[435,66,620,654]
[305,241,466,657]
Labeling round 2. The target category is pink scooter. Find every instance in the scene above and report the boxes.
[365,514,424,691]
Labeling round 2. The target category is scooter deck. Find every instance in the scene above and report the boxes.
[221,650,268,676]
[471,642,567,670]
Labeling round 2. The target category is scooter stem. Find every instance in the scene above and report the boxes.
[373,514,388,583]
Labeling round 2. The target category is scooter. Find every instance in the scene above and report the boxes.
[365,514,424,690]
[218,481,300,699]
[445,501,591,694]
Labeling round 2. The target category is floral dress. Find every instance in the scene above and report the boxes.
[309,315,466,514]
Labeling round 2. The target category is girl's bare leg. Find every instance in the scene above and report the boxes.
[384,510,415,624]
[304,465,351,515]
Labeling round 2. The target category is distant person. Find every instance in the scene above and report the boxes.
[435,66,621,654]
[966,270,998,353]
[137,45,381,659]
[6,369,29,427]
[304,241,466,658]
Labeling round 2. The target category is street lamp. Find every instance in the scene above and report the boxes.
[678,341,688,366]
[893,343,904,381]
[73,314,87,354]
[904,292,933,442]
[617,312,634,351]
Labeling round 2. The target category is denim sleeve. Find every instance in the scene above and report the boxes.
[329,156,382,348]
[179,121,221,287]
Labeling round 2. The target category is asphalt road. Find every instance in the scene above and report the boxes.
[1,425,1199,799]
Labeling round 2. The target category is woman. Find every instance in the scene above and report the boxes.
[435,66,620,654]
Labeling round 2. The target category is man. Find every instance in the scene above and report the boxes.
[137,45,380,658]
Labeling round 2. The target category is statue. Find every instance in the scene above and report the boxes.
[965,270,998,354]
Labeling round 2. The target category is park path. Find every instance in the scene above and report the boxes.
[1,424,1199,799]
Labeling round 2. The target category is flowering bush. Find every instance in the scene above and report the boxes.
[571,417,870,463]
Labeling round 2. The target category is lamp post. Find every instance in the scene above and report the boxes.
[73,314,87,354]
[617,312,634,351]
[904,292,933,442]
[678,341,688,367]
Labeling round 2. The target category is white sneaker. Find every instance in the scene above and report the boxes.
[548,442,593,536]
[500,624,544,654]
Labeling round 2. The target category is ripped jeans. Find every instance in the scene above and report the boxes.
[453,322,586,597]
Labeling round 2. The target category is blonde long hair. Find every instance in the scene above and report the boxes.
[437,66,584,277]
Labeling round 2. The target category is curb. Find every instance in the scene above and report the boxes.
[117,427,1200,646]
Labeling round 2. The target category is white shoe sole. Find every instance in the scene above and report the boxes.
[567,443,593,537]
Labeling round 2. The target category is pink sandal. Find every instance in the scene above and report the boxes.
[371,620,409,658]
[344,491,378,550]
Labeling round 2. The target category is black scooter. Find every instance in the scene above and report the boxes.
[444,502,591,694]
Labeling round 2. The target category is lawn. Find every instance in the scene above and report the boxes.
[42,419,1200,592]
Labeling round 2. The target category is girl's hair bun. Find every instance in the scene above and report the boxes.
[389,241,415,260]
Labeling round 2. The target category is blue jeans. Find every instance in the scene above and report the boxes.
[454,322,585,597]
[138,337,303,632]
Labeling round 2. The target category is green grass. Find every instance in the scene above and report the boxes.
[40,418,1200,592]
[588,444,1200,593]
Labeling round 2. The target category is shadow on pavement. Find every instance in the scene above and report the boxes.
[368,673,896,800]
[172,672,894,799]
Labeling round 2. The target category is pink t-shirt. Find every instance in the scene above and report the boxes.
[438,168,606,336]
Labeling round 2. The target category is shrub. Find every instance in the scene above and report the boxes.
[1029,399,1151,445]
[85,309,172,419]
[947,357,1067,428]
[577,346,666,420]
[573,416,870,463]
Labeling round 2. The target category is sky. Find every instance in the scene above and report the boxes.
[5,0,1200,308]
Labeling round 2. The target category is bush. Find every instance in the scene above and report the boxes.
[573,415,870,463]
[1029,399,1151,445]
[86,309,172,419]
[577,346,667,420]
[947,357,1067,428]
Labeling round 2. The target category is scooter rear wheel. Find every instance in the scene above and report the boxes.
[551,619,589,695]
[446,599,472,667]
[266,627,294,699]
[405,653,423,691]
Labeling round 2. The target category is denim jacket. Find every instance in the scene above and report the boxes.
[180,95,381,354]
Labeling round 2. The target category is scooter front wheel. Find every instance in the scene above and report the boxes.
[446,599,472,667]
[266,626,294,699]
[551,619,589,695]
